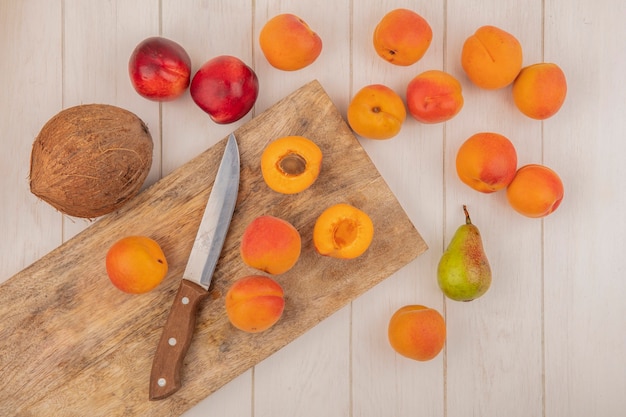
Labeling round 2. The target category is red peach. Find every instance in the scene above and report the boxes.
[128,36,191,101]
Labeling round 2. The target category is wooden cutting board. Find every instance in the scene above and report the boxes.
[0,80,427,416]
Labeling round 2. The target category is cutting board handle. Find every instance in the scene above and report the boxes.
[149,279,209,400]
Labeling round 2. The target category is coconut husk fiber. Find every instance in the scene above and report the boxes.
[29,104,153,218]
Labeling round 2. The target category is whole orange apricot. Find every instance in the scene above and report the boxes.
[513,63,567,120]
[506,164,564,218]
[406,70,464,124]
[261,135,323,194]
[240,215,301,274]
[105,236,168,294]
[225,275,285,333]
[461,25,523,89]
[259,13,322,71]
[347,84,407,140]
[388,305,446,361]
[313,203,374,259]
[455,132,518,193]
[373,8,432,66]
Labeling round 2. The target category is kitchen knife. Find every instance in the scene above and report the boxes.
[149,133,240,400]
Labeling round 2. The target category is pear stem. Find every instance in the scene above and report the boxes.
[463,205,472,225]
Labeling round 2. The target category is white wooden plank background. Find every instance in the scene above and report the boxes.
[1,1,625,416]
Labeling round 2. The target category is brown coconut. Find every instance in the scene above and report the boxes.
[29,104,153,218]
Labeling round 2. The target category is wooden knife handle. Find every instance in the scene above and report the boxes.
[149,279,209,400]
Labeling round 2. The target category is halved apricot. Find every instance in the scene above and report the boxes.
[313,203,374,259]
[261,135,322,194]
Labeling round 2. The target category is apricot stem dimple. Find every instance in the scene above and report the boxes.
[278,153,307,176]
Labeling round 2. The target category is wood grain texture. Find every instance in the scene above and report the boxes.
[150,279,209,400]
[250,2,356,416]
[2,1,626,417]
[159,3,257,415]
[0,0,63,279]
[351,1,447,416]
[0,80,426,416]
[444,2,545,416]
[62,0,162,240]
[543,1,626,416]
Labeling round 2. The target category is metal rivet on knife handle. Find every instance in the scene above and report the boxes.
[149,279,209,400]
[149,133,240,400]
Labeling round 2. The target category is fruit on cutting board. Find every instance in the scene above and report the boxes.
[225,275,285,333]
[347,84,406,140]
[259,13,322,71]
[373,8,432,66]
[506,164,564,218]
[313,203,374,259]
[128,36,191,101]
[513,63,567,120]
[240,215,302,274]
[388,305,446,361]
[29,104,153,218]
[406,70,464,124]
[455,132,518,193]
[461,25,523,89]
[261,135,323,194]
[190,55,259,124]
[105,236,168,294]
[437,205,492,302]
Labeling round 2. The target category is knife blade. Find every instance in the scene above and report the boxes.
[149,133,240,400]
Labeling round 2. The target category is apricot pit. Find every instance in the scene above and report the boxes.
[261,135,322,194]
[313,203,374,259]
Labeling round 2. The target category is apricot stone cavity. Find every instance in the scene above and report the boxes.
[313,203,374,259]
[261,135,322,194]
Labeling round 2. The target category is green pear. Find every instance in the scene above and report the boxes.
[437,205,491,301]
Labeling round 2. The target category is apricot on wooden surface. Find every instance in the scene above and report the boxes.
[388,305,446,361]
[513,63,567,120]
[406,70,464,124]
[240,215,301,274]
[259,13,322,71]
[373,8,432,66]
[455,132,518,193]
[105,236,168,294]
[461,25,523,89]
[506,164,564,218]
[347,84,406,140]
[313,203,374,259]
[261,135,322,194]
[225,275,285,333]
